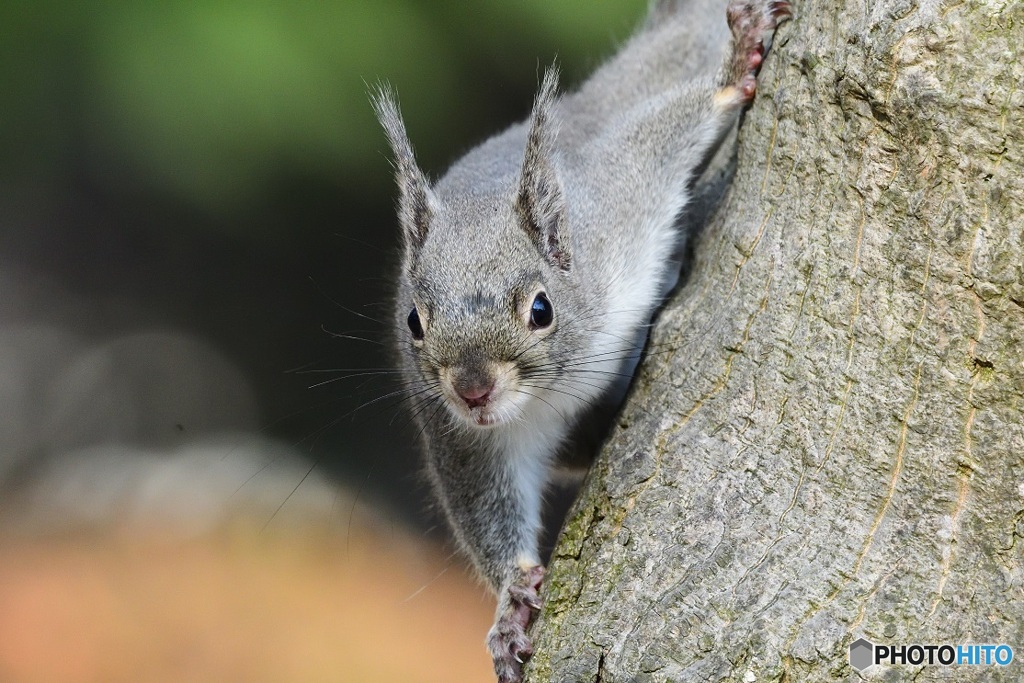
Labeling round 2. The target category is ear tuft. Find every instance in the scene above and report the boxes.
[517,66,571,271]
[371,85,434,253]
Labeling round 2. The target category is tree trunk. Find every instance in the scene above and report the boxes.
[526,1,1023,681]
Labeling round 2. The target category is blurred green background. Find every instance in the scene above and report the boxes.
[0,0,648,523]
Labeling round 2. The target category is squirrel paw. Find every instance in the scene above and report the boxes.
[487,564,545,683]
[725,0,792,101]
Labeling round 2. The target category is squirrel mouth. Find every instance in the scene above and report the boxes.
[440,363,519,428]
[472,412,499,426]
[463,403,501,427]
[450,397,507,428]
[437,387,502,427]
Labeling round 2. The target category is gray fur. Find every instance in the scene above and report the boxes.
[376,1,789,680]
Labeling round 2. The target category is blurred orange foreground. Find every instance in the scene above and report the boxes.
[0,519,495,683]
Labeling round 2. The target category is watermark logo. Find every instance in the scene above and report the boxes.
[849,638,873,671]
[849,637,1014,671]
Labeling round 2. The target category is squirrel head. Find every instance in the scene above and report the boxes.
[376,68,593,430]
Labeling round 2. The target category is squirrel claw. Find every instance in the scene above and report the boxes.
[488,565,546,683]
[725,0,793,101]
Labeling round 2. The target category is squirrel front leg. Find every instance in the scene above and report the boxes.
[620,0,793,177]
[423,427,552,683]
[579,1,792,337]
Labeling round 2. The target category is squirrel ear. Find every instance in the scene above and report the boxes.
[517,66,571,271]
[372,87,435,253]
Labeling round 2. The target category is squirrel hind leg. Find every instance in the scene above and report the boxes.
[717,0,792,106]
[487,565,546,683]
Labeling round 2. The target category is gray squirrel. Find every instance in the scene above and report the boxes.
[374,1,790,680]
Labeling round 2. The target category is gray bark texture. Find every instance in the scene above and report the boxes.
[525,1,1023,681]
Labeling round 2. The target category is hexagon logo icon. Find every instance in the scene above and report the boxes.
[849,637,874,671]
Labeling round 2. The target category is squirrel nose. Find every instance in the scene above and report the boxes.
[456,382,494,409]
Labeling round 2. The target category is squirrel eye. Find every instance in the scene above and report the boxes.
[529,292,553,329]
[408,307,424,340]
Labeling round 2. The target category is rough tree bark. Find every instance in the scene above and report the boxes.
[525,1,1023,681]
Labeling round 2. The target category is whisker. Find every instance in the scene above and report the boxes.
[295,366,402,375]
[510,388,574,430]
[416,395,452,443]
[320,325,385,346]
[310,276,385,325]
[519,382,598,410]
[401,550,462,603]
[261,457,320,532]
[327,380,443,427]
[333,232,391,255]
[307,371,409,389]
